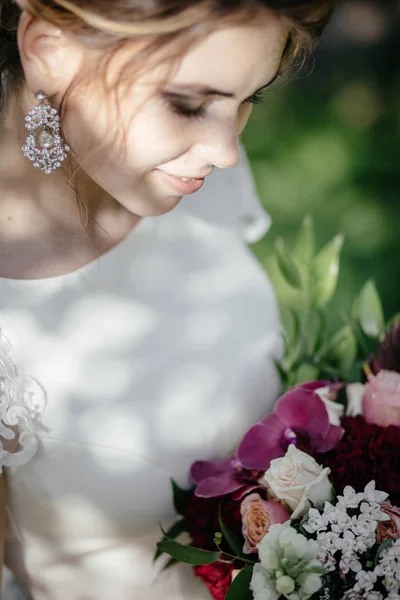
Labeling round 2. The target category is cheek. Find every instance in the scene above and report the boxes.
[62,89,127,172]
[125,101,193,167]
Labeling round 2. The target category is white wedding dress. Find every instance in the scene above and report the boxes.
[0,147,282,600]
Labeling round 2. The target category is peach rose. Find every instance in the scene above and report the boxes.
[363,370,400,427]
[240,493,289,554]
[377,502,400,543]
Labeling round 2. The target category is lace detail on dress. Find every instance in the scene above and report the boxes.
[0,332,46,471]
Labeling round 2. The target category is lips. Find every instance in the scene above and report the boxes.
[155,169,207,195]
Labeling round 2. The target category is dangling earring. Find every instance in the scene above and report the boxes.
[22,92,70,174]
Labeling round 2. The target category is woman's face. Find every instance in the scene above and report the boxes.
[62,10,288,216]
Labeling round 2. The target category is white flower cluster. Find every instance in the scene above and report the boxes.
[251,523,325,600]
[373,538,400,595]
[303,481,390,577]
[341,539,400,600]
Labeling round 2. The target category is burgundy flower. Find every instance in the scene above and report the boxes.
[237,381,344,470]
[368,320,400,374]
[314,415,400,506]
[184,493,243,551]
[194,562,234,600]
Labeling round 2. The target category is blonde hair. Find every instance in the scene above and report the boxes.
[0,0,333,95]
[0,0,333,221]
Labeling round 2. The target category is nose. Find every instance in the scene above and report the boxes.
[193,117,241,169]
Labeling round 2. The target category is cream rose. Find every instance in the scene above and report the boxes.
[261,445,332,519]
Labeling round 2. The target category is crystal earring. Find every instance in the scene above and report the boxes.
[22,92,70,174]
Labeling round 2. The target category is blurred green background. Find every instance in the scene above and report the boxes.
[243,0,400,330]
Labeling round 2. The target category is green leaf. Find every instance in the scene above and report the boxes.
[325,325,357,378]
[156,539,221,565]
[218,507,243,557]
[154,519,186,561]
[171,479,193,516]
[311,234,344,308]
[356,280,385,339]
[281,308,301,352]
[294,216,316,264]
[314,310,328,355]
[225,566,254,600]
[275,238,303,290]
[305,310,325,357]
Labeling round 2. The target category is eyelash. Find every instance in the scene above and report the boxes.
[167,90,266,120]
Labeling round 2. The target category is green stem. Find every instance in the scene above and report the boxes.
[214,542,256,566]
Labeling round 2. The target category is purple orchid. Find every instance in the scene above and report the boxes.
[237,380,344,470]
[190,381,344,498]
[190,455,263,499]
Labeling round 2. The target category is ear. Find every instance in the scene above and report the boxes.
[17,10,84,100]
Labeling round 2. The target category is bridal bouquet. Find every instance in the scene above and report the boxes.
[155,219,400,600]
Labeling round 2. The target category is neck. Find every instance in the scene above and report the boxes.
[0,87,139,279]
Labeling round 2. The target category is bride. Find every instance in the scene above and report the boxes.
[0,0,332,598]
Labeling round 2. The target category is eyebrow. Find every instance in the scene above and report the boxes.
[166,70,282,99]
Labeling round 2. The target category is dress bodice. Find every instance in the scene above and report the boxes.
[1,155,282,600]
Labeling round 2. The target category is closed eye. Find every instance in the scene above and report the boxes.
[164,70,282,119]
[242,91,265,106]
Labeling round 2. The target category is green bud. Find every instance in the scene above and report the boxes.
[276,575,295,595]
[311,234,344,308]
[356,280,385,339]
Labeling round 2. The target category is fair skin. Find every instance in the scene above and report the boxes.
[0,4,287,279]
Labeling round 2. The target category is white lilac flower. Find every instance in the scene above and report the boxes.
[335,530,356,553]
[302,508,327,535]
[317,552,336,573]
[354,533,376,554]
[359,500,390,522]
[339,553,362,574]
[351,515,378,539]
[352,570,377,593]
[363,480,388,504]
[337,486,364,509]
[251,523,325,600]
[325,505,352,530]
[316,531,340,553]
[373,539,400,593]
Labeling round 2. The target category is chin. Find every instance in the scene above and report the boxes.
[124,192,183,218]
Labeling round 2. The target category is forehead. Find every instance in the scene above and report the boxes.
[171,11,288,93]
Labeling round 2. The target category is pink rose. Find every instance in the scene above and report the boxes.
[363,370,400,427]
[240,493,289,554]
[377,502,400,543]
